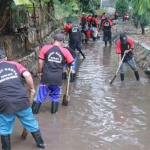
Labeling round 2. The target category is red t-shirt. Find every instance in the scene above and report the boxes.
[64,23,72,32]
[116,38,134,61]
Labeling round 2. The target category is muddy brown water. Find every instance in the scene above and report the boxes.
[1,38,150,150]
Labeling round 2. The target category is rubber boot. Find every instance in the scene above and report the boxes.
[70,73,76,82]
[31,130,45,149]
[78,49,85,59]
[134,71,140,81]
[105,41,107,46]
[109,41,112,45]
[120,73,124,81]
[62,72,67,80]
[32,101,41,114]
[93,37,96,41]
[1,135,10,150]
[51,101,59,114]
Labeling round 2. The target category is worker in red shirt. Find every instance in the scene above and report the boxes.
[91,15,99,41]
[101,15,113,46]
[32,33,74,114]
[116,33,140,81]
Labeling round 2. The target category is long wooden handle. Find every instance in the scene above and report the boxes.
[21,128,28,140]
[66,66,72,95]
[21,90,35,139]
[110,53,126,84]
[110,75,117,84]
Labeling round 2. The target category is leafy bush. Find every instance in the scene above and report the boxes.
[115,0,129,17]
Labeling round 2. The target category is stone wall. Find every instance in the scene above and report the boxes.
[134,40,150,76]
[17,28,61,77]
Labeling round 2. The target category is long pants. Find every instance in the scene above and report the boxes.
[103,30,111,41]
[120,57,138,74]
[35,84,60,103]
[63,57,77,71]
[0,107,39,135]
[69,41,82,51]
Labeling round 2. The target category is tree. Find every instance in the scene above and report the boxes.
[116,0,129,17]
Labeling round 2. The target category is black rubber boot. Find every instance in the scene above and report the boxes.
[51,102,59,114]
[32,101,41,114]
[120,73,124,81]
[1,135,11,150]
[62,72,67,80]
[109,41,112,45]
[93,37,96,41]
[31,130,45,149]
[134,71,140,81]
[70,73,76,82]
[78,49,85,59]
[105,41,107,46]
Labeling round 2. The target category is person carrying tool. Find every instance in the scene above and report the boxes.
[62,46,77,82]
[101,15,113,46]
[32,33,74,114]
[116,32,140,81]
[63,19,86,58]
[0,50,45,149]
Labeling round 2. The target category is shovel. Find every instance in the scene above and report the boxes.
[110,53,126,84]
[62,65,72,106]
[21,91,35,139]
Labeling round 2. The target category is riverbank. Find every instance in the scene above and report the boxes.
[112,21,150,76]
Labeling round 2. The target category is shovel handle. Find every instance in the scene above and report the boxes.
[21,128,28,140]
[110,53,126,84]
[66,66,72,95]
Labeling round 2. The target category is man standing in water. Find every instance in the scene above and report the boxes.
[0,50,45,149]
[116,33,140,81]
[32,33,74,114]
[63,19,86,58]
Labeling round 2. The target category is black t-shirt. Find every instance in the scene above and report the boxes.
[121,42,133,62]
[68,26,81,42]
[39,45,74,85]
[0,61,30,114]
[102,19,112,31]
[81,16,86,25]
[63,47,77,58]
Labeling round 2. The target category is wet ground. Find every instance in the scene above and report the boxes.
[2,37,150,150]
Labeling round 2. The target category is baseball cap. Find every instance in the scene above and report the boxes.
[53,33,64,42]
[66,19,72,23]
[120,33,127,44]
[0,50,6,59]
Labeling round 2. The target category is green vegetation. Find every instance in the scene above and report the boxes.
[116,0,129,17]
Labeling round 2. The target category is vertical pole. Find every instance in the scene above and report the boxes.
[100,0,102,7]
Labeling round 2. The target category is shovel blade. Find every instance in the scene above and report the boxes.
[62,94,70,106]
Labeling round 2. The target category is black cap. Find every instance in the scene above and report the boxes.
[120,33,127,44]
[53,33,64,42]
[0,50,6,59]
[66,19,72,23]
